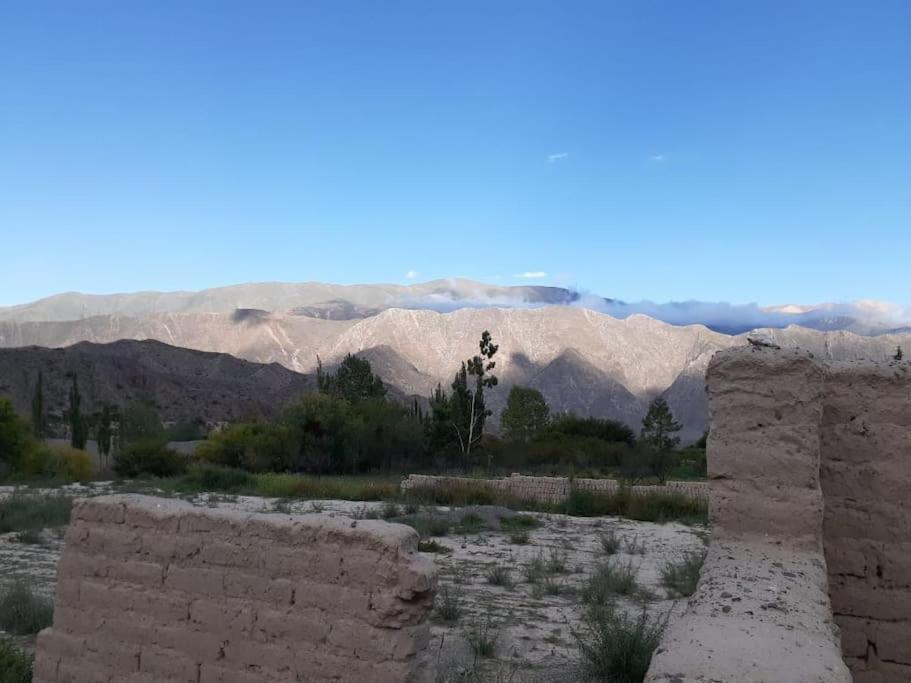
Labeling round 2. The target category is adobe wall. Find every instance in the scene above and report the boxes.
[401,473,709,505]
[33,494,436,683]
[822,361,911,680]
[647,347,911,682]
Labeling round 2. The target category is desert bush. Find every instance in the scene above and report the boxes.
[523,552,547,584]
[499,514,541,531]
[16,443,94,483]
[0,638,33,683]
[0,494,72,533]
[560,487,706,524]
[404,514,450,538]
[0,582,54,635]
[509,530,530,544]
[253,473,399,500]
[623,535,647,555]
[435,585,463,622]
[465,617,498,658]
[574,605,668,683]
[581,559,640,604]
[599,530,621,555]
[485,563,513,588]
[178,465,256,493]
[660,550,706,597]
[381,500,400,519]
[532,574,568,598]
[418,539,451,554]
[0,398,31,479]
[114,439,186,478]
[455,513,487,534]
[546,547,569,574]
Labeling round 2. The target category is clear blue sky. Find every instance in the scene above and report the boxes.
[1,1,909,307]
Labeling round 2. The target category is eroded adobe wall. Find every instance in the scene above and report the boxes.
[401,473,709,505]
[822,360,911,681]
[646,347,851,683]
[33,494,436,683]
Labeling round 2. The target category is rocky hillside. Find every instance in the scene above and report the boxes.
[0,339,314,425]
[2,308,909,442]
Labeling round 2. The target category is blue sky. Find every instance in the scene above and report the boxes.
[1,1,909,307]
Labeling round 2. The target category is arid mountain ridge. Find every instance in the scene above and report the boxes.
[2,290,910,441]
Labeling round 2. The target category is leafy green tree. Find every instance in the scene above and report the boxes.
[120,400,164,445]
[31,372,45,439]
[449,331,499,469]
[68,374,87,450]
[546,414,636,445]
[501,386,550,443]
[638,397,682,483]
[0,397,31,476]
[317,354,386,403]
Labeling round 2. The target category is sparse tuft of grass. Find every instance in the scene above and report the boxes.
[623,535,647,555]
[381,500,400,519]
[418,539,452,554]
[546,547,569,574]
[455,513,487,535]
[404,514,450,538]
[574,605,668,683]
[0,638,33,683]
[660,550,706,597]
[434,585,463,623]
[523,552,547,584]
[16,528,43,544]
[0,582,54,635]
[0,494,72,534]
[532,574,569,599]
[599,530,621,555]
[485,563,513,588]
[465,616,498,658]
[581,559,640,604]
[499,514,542,532]
[509,530,530,545]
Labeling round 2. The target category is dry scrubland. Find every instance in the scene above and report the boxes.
[0,483,707,682]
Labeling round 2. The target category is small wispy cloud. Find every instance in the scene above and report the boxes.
[405,269,419,280]
[547,153,568,164]
[649,154,666,162]
[516,271,548,279]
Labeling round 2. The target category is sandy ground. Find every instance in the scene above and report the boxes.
[0,484,708,680]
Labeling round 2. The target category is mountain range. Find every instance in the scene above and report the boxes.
[2,281,910,442]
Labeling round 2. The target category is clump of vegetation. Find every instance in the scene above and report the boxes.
[381,500,400,519]
[623,535,647,555]
[465,616,498,658]
[574,605,668,683]
[435,585,463,622]
[546,547,569,574]
[0,494,72,534]
[599,529,621,555]
[509,530,530,545]
[560,487,707,524]
[16,528,43,544]
[0,582,54,635]
[0,638,33,683]
[499,514,542,531]
[523,552,547,584]
[485,563,513,588]
[660,550,706,597]
[418,539,451,554]
[114,440,186,478]
[581,560,640,604]
[532,574,568,598]
[17,444,94,483]
[404,514,450,538]
[455,513,487,535]
[179,465,256,493]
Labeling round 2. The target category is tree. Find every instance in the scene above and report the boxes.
[68,374,87,450]
[639,398,682,484]
[317,354,386,403]
[120,400,163,445]
[0,397,31,475]
[501,386,550,443]
[31,372,46,439]
[449,331,499,470]
[895,346,904,361]
[96,403,115,470]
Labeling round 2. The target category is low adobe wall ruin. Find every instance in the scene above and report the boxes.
[647,346,911,682]
[401,473,709,505]
[33,494,436,683]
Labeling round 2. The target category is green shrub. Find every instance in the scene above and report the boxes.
[499,514,542,531]
[660,550,706,597]
[560,487,707,524]
[523,552,547,584]
[18,443,94,483]
[509,530,530,544]
[599,530,621,555]
[178,465,256,493]
[417,539,451,554]
[403,514,450,538]
[455,513,487,534]
[0,494,72,533]
[465,617,498,658]
[114,440,186,478]
[485,563,513,588]
[0,638,33,683]
[0,582,54,635]
[253,473,399,500]
[581,560,640,604]
[574,605,668,683]
[434,585,463,622]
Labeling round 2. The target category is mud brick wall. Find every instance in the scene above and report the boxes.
[821,361,911,681]
[33,494,436,683]
[648,347,911,682]
[401,473,708,505]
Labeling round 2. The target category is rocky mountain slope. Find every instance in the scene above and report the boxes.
[2,307,909,441]
[0,339,314,425]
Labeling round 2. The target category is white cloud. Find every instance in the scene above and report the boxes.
[547,153,568,163]
[405,270,419,280]
[650,154,666,162]
[515,271,548,279]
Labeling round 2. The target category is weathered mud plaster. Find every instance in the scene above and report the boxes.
[33,494,436,683]
[647,347,853,682]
